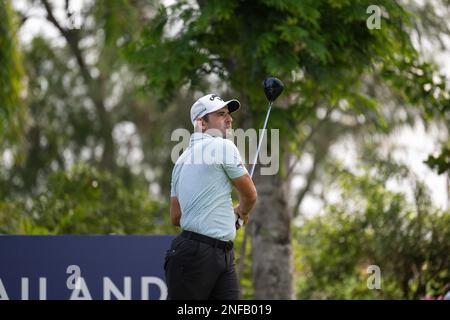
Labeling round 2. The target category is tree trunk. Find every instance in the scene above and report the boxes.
[251,171,294,299]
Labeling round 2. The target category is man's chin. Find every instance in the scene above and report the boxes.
[224,128,233,139]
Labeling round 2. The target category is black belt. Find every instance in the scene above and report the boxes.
[181,230,233,251]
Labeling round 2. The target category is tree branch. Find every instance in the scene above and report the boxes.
[293,151,325,217]
[41,0,90,83]
[40,0,116,170]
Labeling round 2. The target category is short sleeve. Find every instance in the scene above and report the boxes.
[221,139,248,179]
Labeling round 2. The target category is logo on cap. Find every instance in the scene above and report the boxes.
[209,95,224,102]
[193,107,207,122]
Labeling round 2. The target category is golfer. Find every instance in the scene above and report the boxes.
[165,93,257,300]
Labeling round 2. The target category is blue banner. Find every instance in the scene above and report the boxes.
[0,235,174,300]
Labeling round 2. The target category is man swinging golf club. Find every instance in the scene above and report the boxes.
[165,93,257,300]
[165,78,284,299]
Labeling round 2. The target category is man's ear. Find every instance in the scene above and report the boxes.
[199,118,207,131]
[195,118,205,132]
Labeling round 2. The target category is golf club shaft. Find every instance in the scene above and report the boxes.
[237,101,273,226]
[249,101,273,178]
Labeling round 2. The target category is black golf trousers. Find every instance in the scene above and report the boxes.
[164,230,239,300]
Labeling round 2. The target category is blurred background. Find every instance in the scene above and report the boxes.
[0,0,449,299]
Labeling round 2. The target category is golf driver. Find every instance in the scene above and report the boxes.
[236,76,284,227]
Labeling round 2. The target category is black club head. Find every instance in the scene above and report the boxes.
[262,77,284,102]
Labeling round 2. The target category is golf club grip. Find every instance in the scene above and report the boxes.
[236,214,244,227]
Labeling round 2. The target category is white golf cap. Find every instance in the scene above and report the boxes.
[190,94,241,127]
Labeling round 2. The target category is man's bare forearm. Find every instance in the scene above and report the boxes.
[238,193,257,217]
[170,197,182,226]
[231,174,257,221]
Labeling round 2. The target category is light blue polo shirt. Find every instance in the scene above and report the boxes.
[170,132,248,241]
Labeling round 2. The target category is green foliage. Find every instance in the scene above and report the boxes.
[2,36,96,194]
[295,162,450,299]
[381,59,450,120]
[129,0,449,172]
[0,0,26,143]
[1,0,449,300]
[134,0,416,98]
[425,145,450,174]
[234,229,254,299]
[127,0,450,299]
[93,0,142,47]
[0,163,174,235]
[1,2,160,195]
[0,2,179,239]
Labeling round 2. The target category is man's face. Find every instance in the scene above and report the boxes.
[201,106,233,137]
